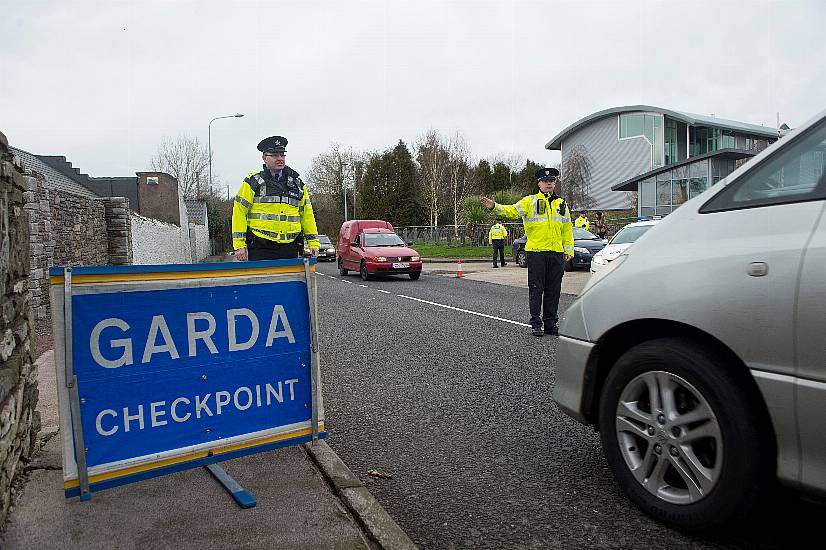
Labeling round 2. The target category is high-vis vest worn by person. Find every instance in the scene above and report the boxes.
[575,215,590,231]
[494,192,574,254]
[232,166,320,251]
[488,223,508,244]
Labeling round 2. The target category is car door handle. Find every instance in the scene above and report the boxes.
[747,262,768,277]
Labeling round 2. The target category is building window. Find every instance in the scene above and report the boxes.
[619,113,664,168]
[721,130,735,149]
[689,177,707,198]
[672,179,688,205]
[665,118,679,165]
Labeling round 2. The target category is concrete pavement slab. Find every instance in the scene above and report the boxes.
[423,259,590,295]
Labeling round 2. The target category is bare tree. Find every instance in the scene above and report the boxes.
[306,143,360,232]
[560,145,596,212]
[150,135,211,199]
[446,132,471,236]
[416,129,451,228]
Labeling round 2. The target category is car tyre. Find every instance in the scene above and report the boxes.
[338,258,348,276]
[360,261,370,281]
[409,271,421,280]
[598,337,773,533]
[516,250,527,268]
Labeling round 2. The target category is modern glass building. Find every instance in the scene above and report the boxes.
[546,105,783,213]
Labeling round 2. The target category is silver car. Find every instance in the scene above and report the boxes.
[554,108,826,531]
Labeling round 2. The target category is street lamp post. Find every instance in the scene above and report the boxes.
[208,113,244,198]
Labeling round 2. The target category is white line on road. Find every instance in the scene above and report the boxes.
[396,294,531,327]
[342,280,353,284]
[377,290,390,294]
[359,284,368,288]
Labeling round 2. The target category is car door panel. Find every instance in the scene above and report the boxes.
[796,201,826,493]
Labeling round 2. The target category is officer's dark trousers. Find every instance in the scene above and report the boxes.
[526,251,564,329]
[247,233,300,261]
[492,240,505,266]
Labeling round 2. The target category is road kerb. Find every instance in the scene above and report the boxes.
[303,440,418,550]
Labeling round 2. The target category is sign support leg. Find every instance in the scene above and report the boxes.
[205,464,256,509]
[304,259,320,444]
[64,267,92,501]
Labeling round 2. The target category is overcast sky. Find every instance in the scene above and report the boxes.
[2,0,824,197]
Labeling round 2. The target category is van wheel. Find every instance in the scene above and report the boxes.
[598,337,773,532]
[338,258,348,276]
[516,250,527,268]
[409,271,421,280]
[360,261,370,281]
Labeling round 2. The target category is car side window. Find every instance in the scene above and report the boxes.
[701,119,826,213]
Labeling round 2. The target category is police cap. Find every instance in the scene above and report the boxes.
[535,167,560,181]
[257,136,288,154]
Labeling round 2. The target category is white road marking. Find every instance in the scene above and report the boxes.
[359,284,368,288]
[377,290,390,294]
[342,280,353,284]
[396,294,531,327]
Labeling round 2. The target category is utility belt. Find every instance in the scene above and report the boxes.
[247,230,300,250]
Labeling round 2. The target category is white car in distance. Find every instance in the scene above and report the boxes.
[590,219,660,274]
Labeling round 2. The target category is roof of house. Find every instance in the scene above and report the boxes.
[184,200,208,224]
[10,147,100,198]
[611,148,756,191]
[546,105,783,150]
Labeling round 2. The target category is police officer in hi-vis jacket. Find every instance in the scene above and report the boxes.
[232,136,320,261]
[480,167,573,337]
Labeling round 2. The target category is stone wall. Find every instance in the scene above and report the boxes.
[0,132,40,525]
[102,197,132,265]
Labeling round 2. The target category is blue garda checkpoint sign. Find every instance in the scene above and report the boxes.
[49,258,325,500]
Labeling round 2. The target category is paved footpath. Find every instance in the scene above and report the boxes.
[2,352,416,549]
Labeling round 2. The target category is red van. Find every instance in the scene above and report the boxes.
[337,220,423,281]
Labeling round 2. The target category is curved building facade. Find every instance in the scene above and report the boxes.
[546,105,781,213]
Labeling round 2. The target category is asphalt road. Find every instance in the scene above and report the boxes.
[312,262,821,550]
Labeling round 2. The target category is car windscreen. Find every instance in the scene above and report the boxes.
[318,236,332,245]
[573,227,599,240]
[610,225,653,245]
[364,233,405,247]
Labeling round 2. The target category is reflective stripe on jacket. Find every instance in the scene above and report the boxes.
[488,223,508,244]
[231,166,320,251]
[494,193,573,254]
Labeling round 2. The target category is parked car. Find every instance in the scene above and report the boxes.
[553,108,826,532]
[337,219,423,280]
[589,219,660,274]
[304,234,336,261]
[513,227,606,271]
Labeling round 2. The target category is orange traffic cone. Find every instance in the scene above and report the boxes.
[455,259,464,278]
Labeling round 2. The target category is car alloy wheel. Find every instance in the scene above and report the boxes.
[613,370,721,506]
[516,250,527,268]
[598,337,773,532]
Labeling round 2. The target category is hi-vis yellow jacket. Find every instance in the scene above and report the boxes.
[232,166,320,251]
[494,192,574,254]
[488,223,508,244]
[575,215,590,231]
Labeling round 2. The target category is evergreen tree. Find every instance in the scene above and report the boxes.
[359,140,422,225]
[473,159,494,195]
